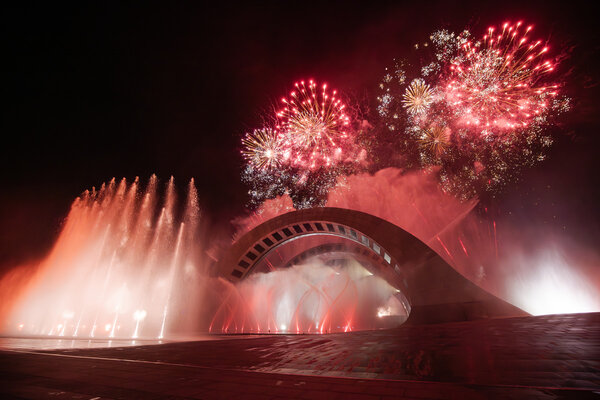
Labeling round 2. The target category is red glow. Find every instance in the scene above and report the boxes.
[209,261,406,334]
[443,22,558,132]
[275,79,352,170]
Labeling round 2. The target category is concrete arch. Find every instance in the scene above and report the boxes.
[217,207,527,324]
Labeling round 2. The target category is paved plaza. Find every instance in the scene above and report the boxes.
[1,313,599,399]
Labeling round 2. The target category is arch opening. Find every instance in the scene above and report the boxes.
[212,220,412,334]
[214,208,527,333]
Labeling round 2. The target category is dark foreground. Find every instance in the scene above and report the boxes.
[1,313,599,399]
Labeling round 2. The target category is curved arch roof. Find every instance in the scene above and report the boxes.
[216,207,527,324]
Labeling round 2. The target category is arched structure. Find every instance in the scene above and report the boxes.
[217,207,527,324]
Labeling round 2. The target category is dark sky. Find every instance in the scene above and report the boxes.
[1,1,598,268]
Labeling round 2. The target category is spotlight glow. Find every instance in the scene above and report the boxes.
[508,249,600,316]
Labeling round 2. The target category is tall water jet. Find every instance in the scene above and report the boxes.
[2,176,204,339]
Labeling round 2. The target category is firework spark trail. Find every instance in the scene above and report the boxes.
[436,236,456,264]
[403,78,434,115]
[241,128,282,170]
[445,21,558,130]
[458,237,469,257]
[241,79,365,208]
[377,20,568,199]
[419,125,450,157]
[276,79,350,169]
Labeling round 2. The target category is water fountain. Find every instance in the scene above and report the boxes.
[2,170,598,340]
[3,175,205,339]
[209,257,408,334]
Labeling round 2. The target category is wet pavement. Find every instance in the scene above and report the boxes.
[0,335,260,351]
[0,338,165,351]
[1,313,599,399]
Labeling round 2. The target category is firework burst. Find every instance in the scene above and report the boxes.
[403,79,434,115]
[377,20,569,199]
[241,79,367,209]
[419,125,450,157]
[444,21,558,131]
[377,60,407,132]
[276,79,350,169]
[241,128,282,170]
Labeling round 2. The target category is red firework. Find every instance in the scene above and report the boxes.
[443,21,559,131]
[276,79,351,170]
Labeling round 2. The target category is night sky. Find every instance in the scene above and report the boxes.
[1,1,598,271]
